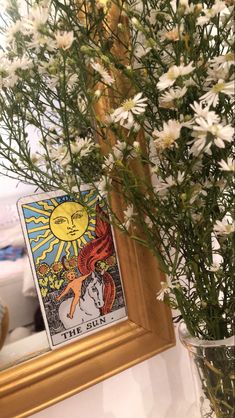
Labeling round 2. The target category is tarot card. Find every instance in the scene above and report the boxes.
[18,188,127,349]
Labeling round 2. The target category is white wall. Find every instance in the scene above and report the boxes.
[30,327,197,418]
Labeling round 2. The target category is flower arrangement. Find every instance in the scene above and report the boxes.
[0,0,234,341]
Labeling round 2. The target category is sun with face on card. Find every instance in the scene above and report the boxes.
[50,202,88,242]
[23,190,101,264]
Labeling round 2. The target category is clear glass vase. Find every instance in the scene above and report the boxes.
[178,322,235,418]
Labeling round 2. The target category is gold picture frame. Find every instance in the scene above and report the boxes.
[0,223,175,418]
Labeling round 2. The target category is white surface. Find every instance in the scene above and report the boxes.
[30,327,197,418]
[0,331,49,370]
[0,257,38,330]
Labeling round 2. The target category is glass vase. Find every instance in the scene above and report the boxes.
[179,322,235,418]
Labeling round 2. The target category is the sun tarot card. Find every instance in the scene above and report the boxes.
[18,188,127,349]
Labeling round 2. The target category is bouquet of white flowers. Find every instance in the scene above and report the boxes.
[0,1,234,415]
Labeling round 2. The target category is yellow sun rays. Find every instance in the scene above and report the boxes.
[30,229,51,245]
[37,237,60,263]
[26,216,49,225]
[55,241,65,262]
[25,190,101,265]
[23,205,51,217]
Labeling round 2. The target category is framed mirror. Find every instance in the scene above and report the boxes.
[0,201,175,417]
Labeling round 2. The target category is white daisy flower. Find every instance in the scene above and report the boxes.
[214,219,235,235]
[179,0,195,14]
[159,86,187,108]
[153,175,176,195]
[206,263,221,272]
[156,281,175,301]
[25,6,49,34]
[191,118,233,151]
[200,79,235,107]
[55,31,74,50]
[111,93,147,129]
[49,145,71,167]
[218,157,235,172]
[123,204,136,230]
[70,137,96,158]
[197,0,227,26]
[5,20,25,43]
[157,63,194,91]
[153,120,182,151]
[112,140,126,159]
[210,53,235,71]
[27,33,55,52]
[102,154,115,171]
[90,61,114,85]
[11,56,33,72]
[190,101,220,124]
[67,74,79,90]
[97,175,110,197]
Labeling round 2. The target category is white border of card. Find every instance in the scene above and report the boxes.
[18,184,127,349]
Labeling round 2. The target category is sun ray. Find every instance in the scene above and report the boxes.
[50,198,59,207]
[37,238,60,263]
[72,241,78,256]
[55,241,65,262]
[28,225,50,233]
[65,242,71,258]
[32,233,54,253]
[23,204,51,217]
[84,191,98,207]
[37,201,55,211]
[30,229,51,244]
[85,230,96,241]
[80,235,87,245]
[88,225,95,232]
[89,217,96,225]
[26,216,49,225]
[83,189,96,202]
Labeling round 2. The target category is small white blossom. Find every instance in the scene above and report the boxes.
[25,6,49,34]
[112,140,126,159]
[157,63,194,91]
[97,176,110,197]
[90,61,114,85]
[111,93,147,129]
[123,204,136,230]
[153,120,182,151]
[214,219,235,235]
[218,158,235,172]
[70,137,97,158]
[49,145,71,167]
[197,0,227,26]
[206,263,221,272]
[55,31,74,50]
[11,55,33,72]
[77,95,88,114]
[200,79,235,107]
[153,175,176,195]
[159,86,187,108]
[190,101,220,123]
[210,53,235,71]
[67,74,79,90]
[145,216,153,228]
[156,281,175,301]
[103,153,115,171]
[5,20,25,43]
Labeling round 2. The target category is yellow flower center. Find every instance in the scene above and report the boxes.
[225,52,235,62]
[122,99,135,111]
[168,67,177,80]
[212,82,225,93]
